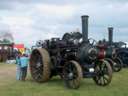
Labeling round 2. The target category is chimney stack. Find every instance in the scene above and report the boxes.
[108,27,113,45]
[81,15,89,43]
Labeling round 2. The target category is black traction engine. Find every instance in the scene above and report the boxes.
[29,15,112,89]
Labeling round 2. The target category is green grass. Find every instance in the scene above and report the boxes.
[0,63,128,96]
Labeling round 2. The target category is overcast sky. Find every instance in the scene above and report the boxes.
[0,0,128,47]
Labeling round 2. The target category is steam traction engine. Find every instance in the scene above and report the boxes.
[30,15,112,89]
[116,43,128,67]
[97,27,123,72]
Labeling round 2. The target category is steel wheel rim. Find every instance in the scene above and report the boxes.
[94,61,112,86]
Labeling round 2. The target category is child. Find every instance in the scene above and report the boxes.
[20,54,29,81]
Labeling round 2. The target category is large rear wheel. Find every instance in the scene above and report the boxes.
[93,60,112,86]
[30,48,51,82]
[63,60,82,89]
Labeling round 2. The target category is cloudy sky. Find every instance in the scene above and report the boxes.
[0,0,128,47]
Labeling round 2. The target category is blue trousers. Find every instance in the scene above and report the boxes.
[16,65,27,80]
[20,67,27,80]
[16,65,21,80]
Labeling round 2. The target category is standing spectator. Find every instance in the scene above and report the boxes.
[16,52,22,80]
[20,54,29,81]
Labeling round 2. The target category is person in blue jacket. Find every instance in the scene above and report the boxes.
[20,54,29,81]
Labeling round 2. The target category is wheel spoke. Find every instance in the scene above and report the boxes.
[35,74,42,80]
[96,76,101,85]
[103,76,109,83]
[103,77,107,84]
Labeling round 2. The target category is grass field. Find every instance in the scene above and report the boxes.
[0,63,128,96]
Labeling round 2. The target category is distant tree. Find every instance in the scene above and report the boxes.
[2,39,11,44]
[0,40,2,43]
[0,32,14,43]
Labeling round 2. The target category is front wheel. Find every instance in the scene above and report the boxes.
[63,60,82,89]
[93,60,112,86]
